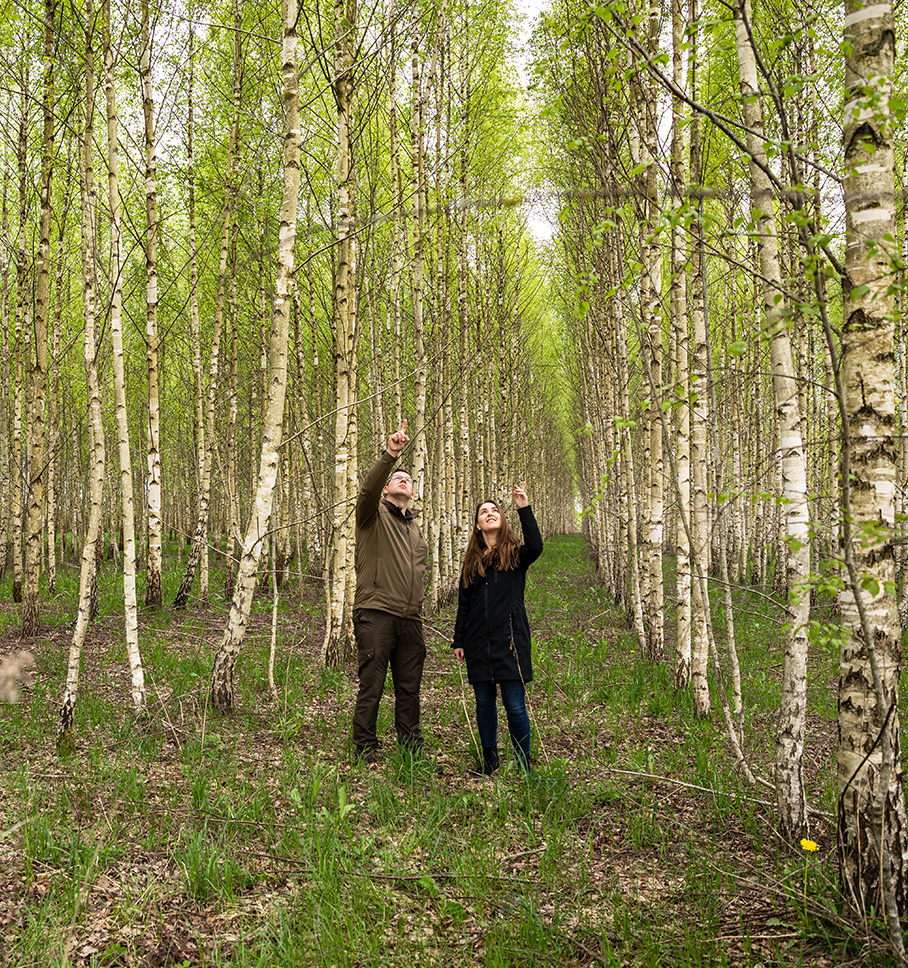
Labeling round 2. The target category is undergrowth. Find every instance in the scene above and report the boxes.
[0,536,892,966]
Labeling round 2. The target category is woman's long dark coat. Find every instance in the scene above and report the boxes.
[452,505,543,684]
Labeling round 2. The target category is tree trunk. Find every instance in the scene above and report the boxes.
[48,159,71,595]
[210,0,300,709]
[616,272,646,650]
[186,25,209,601]
[174,2,242,609]
[0,180,9,581]
[12,75,28,607]
[322,0,360,667]
[689,76,710,718]
[837,0,908,926]
[141,0,163,608]
[225,224,240,599]
[60,0,105,747]
[22,0,55,637]
[671,0,691,689]
[104,0,145,713]
[732,0,811,843]
[636,0,664,662]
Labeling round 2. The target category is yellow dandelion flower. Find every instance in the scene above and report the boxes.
[800,838,819,852]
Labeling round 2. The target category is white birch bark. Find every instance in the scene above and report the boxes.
[617,282,646,651]
[60,0,104,744]
[368,290,386,444]
[211,0,300,709]
[734,0,811,840]
[276,397,291,587]
[439,66,456,599]
[705,284,743,728]
[12,77,27,606]
[391,87,404,426]
[0,181,8,580]
[455,17,472,559]
[48,164,71,595]
[689,95,710,718]
[410,40,428,503]
[23,0,55,637]
[104,0,145,712]
[140,0,163,608]
[174,4,241,609]
[671,0,691,688]
[187,26,209,599]
[837,0,908,921]
[292,275,320,575]
[898,148,908,627]
[637,0,664,661]
[321,0,359,666]
[225,225,240,598]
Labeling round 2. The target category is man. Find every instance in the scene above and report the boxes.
[351,420,429,762]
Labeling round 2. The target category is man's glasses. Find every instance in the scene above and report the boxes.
[389,474,412,484]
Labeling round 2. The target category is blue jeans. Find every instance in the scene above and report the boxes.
[473,680,531,767]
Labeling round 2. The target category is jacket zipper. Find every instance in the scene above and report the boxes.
[484,576,491,665]
[406,518,415,613]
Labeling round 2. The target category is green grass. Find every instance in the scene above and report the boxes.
[0,535,893,966]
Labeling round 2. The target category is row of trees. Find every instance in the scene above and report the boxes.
[0,0,574,728]
[12,0,907,946]
[534,0,908,942]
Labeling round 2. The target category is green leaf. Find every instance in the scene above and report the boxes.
[419,875,440,895]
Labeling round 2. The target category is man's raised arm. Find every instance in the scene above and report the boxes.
[356,421,410,529]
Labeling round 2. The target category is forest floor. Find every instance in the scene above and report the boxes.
[0,534,893,967]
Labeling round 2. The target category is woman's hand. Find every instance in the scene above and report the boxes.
[453,647,465,662]
[513,481,529,508]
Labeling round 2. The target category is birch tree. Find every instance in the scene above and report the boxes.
[635,0,664,662]
[322,0,360,667]
[12,75,28,606]
[173,4,242,609]
[140,0,163,608]
[731,0,811,843]
[104,0,145,712]
[47,159,72,595]
[670,0,691,689]
[0,182,9,581]
[210,0,300,709]
[22,0,56,637]
[409,36,429,501]
[837,0,908,920]
[687,13,710,718]
[60,0,106,745]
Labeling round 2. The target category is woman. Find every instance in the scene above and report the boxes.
[452,483,543,774]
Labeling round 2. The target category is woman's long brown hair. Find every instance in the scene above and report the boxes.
[461,500,522,587]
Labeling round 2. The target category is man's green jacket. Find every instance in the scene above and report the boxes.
[352,451,428,619]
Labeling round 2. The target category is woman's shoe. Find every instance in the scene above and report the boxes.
[481,746,500,775]
[467,747,499,776]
